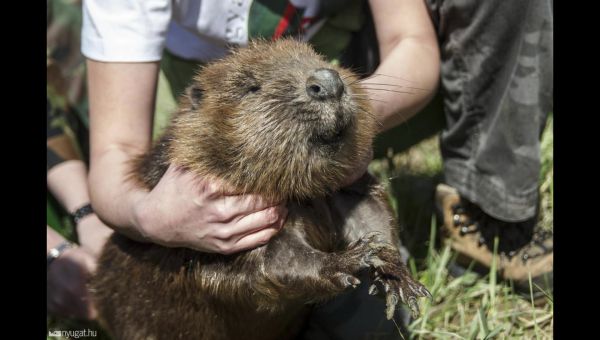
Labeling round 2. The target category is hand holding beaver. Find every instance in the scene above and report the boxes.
[131,147,367,253]
[132,163,287,253]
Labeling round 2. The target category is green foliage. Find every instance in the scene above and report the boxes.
[47,194,75,241]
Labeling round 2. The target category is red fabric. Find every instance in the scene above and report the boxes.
[273,2,296,39]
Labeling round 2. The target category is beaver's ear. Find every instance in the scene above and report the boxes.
[185,84,204,110]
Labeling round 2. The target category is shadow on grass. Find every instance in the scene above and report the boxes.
[390,172,443,262]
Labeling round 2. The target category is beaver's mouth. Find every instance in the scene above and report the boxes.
[313,122,349,146]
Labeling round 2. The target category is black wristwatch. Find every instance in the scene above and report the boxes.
[70,203,94,225]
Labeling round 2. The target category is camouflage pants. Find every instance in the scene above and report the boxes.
[426,0,553,222]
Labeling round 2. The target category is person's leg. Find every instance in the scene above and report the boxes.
[300,273,410,340]
[427,0,553,294]
[431,0,552,222]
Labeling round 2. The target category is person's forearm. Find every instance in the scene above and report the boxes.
[87,60,159,239]
[366,38,439,131]
[367,0,440,132]
[88,147,147,235]
[47,160,91,213]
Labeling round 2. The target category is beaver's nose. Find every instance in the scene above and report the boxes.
[306,68,344,100]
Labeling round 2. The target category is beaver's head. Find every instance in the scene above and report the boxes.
[169,39,377,201]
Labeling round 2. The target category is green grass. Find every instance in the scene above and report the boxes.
[405,221,553,339]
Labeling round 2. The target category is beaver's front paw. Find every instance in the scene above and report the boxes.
[320,232,390,291]
[369,269,431,320]
[366,246,431,319]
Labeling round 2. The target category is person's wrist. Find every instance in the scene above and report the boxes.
[89,186,147,239]
[76,214,114,257]
[70,203,94,225]
[130,190,151,237]
[107,190,155,244]
[76,214,106,233]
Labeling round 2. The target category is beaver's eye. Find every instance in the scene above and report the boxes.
[248,85,261,94]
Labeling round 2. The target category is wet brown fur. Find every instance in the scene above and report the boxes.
[92,39,429,340]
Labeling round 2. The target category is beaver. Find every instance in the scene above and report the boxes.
[91,38,430,340]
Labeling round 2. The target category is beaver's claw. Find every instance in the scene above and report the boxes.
[370,273,431,319]
[363,237,432,320]
[322,232,391,291]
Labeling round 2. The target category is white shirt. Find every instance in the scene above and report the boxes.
[82,0,322,62]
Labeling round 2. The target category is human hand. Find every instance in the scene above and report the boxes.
[133,164,288,254]
[47,246,97,320]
